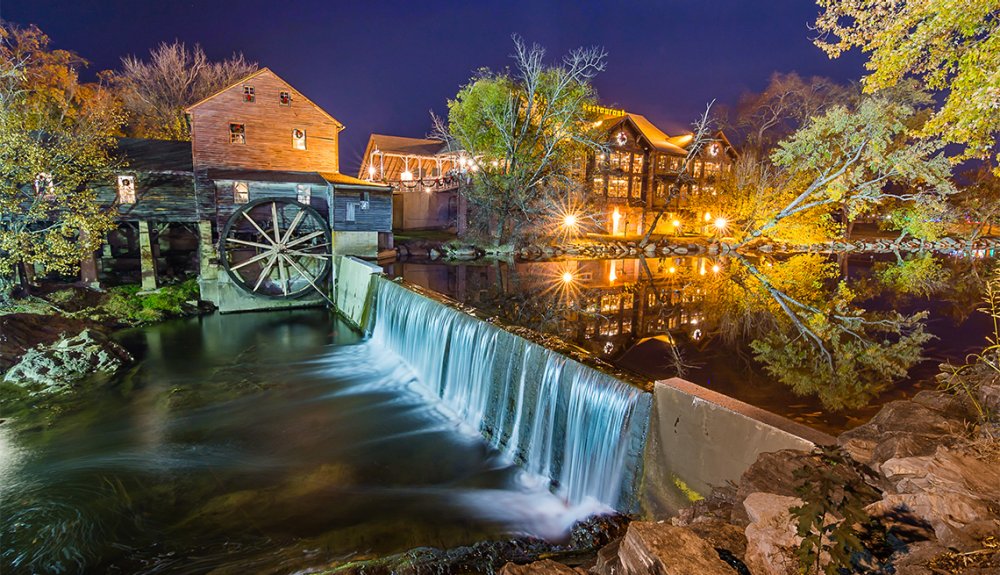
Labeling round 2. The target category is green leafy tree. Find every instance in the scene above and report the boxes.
[440,35,605,247]
[734,95,955,248]
[953,165,1000,239]
[710,254,932,411]
[815,0,1000,166]
[0,23,123,284]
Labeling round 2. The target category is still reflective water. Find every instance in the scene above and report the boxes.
[1,311,597,574]
[385,252,997,434]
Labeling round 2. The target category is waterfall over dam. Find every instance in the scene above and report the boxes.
[368,277,652,511]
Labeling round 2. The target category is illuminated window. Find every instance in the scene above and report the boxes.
[279,91,291,105]
[296,184,311,204]
[243,86,255,103]
[34,172,55,199]
[693,160,704,177]
[610,151,628,171]
[631,153,644,172]
[233,181,249,203]
[630,176,643,198]
[592,176,606,193]
[117,175,136,204]
[608,177,628,197]
[230,123,245,144]
[704,161,720,178]
[292,128,306,150]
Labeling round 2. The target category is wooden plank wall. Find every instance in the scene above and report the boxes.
[93,173,199,222]
[331,189,392,232]
[189,70,341,173]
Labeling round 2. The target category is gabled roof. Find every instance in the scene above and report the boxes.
[625,114,689,156]
[600,113,687,156]
[184,67,344,129]
[358,133,453,179]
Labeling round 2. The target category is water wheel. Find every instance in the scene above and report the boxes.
[220,198,332,299]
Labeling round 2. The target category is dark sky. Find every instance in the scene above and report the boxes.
[3,0,866,175]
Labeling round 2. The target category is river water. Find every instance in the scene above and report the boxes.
[385,252,997,433]
[1,311,601,574]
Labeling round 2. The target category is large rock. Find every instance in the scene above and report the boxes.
[838,392,973,467]
[616,521,734,575]
[730,449,874,526]
[869,446,1000,548]
[497,559,581,575]
[0,312,93,372]
[3,329,131,394]
[742,493,803,575]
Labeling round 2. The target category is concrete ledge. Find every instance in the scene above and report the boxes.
[334,256,382,330]
[641,377,835,517]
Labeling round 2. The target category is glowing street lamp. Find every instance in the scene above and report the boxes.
[563,214,578,228]
[711,264,720,273]
[368,165,376,179]
[714,217,728,232]
[562,271,574,284]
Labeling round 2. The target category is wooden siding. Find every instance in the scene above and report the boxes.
[206,180,331,230]
[331,189,392,232]
[93,173,199,222]
[189,69,341,173]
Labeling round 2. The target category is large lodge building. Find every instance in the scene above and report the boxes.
[358,107,737,236]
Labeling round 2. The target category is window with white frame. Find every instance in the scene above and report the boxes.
[292,128,306,150]
[230,123,246,144]
[117,175,136,204]
[296,184,311,204]
[279,91,291,105]
[243,85,255,103]
[34,172,55,199]
[233,181,249,203]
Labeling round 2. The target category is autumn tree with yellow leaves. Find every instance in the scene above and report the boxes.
[0,23,124,286]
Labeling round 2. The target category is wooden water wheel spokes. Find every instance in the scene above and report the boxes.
[220,198,332,299]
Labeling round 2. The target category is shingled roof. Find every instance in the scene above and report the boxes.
[368,134,449,156]
[116,138,193,172]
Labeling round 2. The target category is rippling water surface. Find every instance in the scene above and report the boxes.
[1,311,595,574]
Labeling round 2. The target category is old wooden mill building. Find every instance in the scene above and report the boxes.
[86,68,392,312]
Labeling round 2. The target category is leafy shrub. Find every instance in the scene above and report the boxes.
[791,446,889,574]
[102,279,199,325]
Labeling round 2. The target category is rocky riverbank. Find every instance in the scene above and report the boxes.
[0,280,210,400]
[502,382,999,575]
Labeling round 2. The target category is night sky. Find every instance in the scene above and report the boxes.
[3,1,866,174]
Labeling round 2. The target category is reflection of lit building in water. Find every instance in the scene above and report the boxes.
[388,257,714,360]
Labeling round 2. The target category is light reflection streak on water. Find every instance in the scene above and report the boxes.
[1,312,602,574]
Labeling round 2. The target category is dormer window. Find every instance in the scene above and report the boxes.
[243,86,255,103]
[233,181,249,204]
[292,128,306,150]
[230,123,246,144]
[279,91,291,106]
[117,175,136,204]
